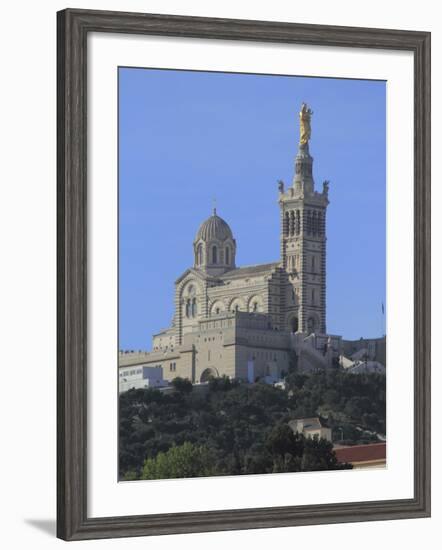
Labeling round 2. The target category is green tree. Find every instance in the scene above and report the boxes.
[301,436,345,471]
[266,424,299,457]
[141,442,218,480]
[122,470,138,481]
[171,377,193,394]
[208,375,238,392]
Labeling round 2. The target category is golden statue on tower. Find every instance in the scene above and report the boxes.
[299,102,313,145]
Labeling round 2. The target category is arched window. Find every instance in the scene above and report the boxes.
[284,212,290,236]
[307,210,312,234]
[252,302,258,312]
[290,317,299,333]
[191,298,197,317]
[196,244,203,265]
[317,212,322,236]
[185,299,190,318]
[212,245,217,264]
[307,316,316,334]
[225,246,230,265]
[312,211,317,235]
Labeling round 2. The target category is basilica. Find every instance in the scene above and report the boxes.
[119,104,343,385]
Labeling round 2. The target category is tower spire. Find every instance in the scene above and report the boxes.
[279,103,329,335]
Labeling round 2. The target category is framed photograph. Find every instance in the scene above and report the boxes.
[57,8,431,541]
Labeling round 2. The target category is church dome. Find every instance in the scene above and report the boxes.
[195,209,233,243]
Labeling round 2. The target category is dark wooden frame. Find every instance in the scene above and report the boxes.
[57,8,431,541]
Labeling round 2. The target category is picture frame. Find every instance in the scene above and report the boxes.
[57,8,431,541]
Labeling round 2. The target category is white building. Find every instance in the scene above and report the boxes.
[289,417,332,442]
[118,365,168,393]
[341,359,386,375]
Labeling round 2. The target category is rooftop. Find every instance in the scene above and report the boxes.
[219,262,280,279]
[195,210,234,243]
[334,443,386,464]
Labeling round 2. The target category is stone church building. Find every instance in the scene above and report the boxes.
[119,104,342,385]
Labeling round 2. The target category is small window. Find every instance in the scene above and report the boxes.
[212,246,217,264]
[225,246,230,264]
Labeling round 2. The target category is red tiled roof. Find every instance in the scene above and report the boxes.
[334,443,386,464]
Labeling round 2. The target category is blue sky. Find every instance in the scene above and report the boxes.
[119,67,386,349]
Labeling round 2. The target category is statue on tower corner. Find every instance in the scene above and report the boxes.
[299,102,313,145]
[323,180,330,197]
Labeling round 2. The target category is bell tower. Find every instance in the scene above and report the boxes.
[279,104,329,334]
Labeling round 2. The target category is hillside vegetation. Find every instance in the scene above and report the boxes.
[119,369,385,480]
